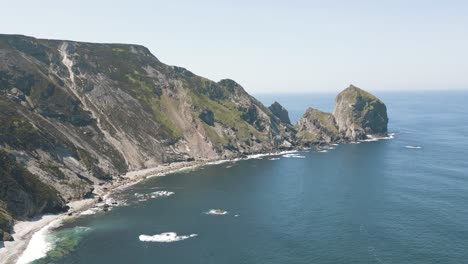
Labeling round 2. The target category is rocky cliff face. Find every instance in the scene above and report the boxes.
[268,101,291,124]
[296,85,388,145]
[333,85,388,140]
[0,34,294,239]
[295,108,340,145]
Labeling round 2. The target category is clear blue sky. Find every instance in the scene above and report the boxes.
[2,0,467,93]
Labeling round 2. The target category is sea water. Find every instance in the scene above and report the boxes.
[28,91,468,264]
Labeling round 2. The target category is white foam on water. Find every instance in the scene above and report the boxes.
[323,146,336,150]
[80,209,98,216]
[247,154,265,159]
[318,150,328,153]
[405,145,422,149]
[269,157,280,161]
[205,209,229,215]
[234,214,239,217]
[139,232,197,243]
[206,159,230,165]
[134,191,174,202]
[282,153,306,158]
[151,191,175,198]
[360,133,396,143]
[17,219,63,264]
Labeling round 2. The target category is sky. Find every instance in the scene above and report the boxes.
[1,0,468,93]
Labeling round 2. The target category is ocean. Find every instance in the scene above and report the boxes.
[26,91,468,264]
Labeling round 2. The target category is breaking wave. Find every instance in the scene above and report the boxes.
[139,232,197,242]
[205,209,229,215]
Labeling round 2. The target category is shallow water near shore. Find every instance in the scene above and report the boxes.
[28,91,468,264]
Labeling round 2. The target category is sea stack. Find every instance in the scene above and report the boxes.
[333,85,388,141]
[296,85,388,145]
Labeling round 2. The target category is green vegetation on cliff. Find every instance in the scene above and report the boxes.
[333,85,388,140]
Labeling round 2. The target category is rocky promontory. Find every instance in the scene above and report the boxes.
[296,85,388,145]
[333,85,388,140]
[295,108,340,145]
[0,33,389,242]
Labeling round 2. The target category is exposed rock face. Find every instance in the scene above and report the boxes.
[295,108,340,145]
[0,34,388,240]
[199,109,214,126]
[333,85,388,140]
[268,101,291,124]
[296,85,388,145]
[0,34,294,230]
[0,206,14,241]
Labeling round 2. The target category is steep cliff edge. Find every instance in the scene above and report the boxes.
[268,101,291,124]
[296,85,388,145]
[0,34,294,239]
[333,85,388,140]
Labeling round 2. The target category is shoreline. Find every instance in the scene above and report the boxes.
[0,134,394,264]
[0,150,300,264]
[0,158,216,264]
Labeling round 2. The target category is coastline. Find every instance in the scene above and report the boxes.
[0,150,300,264]
[0,158,216,264]
[0,134,394,264]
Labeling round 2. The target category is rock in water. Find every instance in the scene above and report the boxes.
[0,230,14,241]
[268,101,291,124]
[295,108,340,145]
[333,85,388,141]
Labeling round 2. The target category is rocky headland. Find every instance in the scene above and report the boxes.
[0,34,388,244]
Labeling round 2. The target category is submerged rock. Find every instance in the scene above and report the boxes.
[333,85,388,141]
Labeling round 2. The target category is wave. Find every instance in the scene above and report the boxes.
[17,219,63,264]
[80,209,98,216]
[405,145,422,149]
[360,133,396,142]
[269,157,280,161]
[205,209,229,215]
[134,191,174,202]
[282,153,306,158]
[139,232,197,243]
[151,191,175,198]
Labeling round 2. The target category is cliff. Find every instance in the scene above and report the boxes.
[333,85,388,140]
[0,34,294,239]
[295,108,340,145]
[0,34,389,241]
[296,85,388,145]
[268,101,291,124]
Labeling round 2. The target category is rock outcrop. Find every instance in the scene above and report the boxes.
[268,101,291,124]
[333,85,388,140]
[0,207,14,241]
[296,85,388,145]
[0,33,295,238]
[295,108,340,145]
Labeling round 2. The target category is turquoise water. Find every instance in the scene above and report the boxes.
[39,91,468,264]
